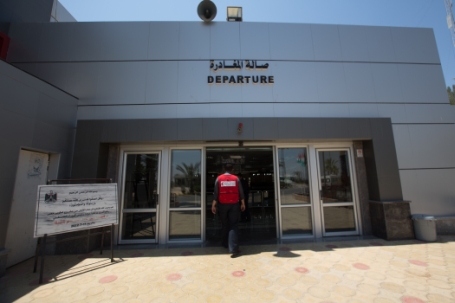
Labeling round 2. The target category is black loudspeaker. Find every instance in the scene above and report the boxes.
[197,0,217,22]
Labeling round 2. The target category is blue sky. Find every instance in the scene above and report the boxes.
[60,0,455,87]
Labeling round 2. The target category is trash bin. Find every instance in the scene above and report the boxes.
[412,214,437,242]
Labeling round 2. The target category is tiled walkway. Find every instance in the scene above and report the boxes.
[1,236,455,303]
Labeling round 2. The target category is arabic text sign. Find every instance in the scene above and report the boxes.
[208,60,274,84]
[34,184,118,237]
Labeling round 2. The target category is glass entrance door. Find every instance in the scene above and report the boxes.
[316,149,359,236]
[119,153,160,244]
[168,149,203,241]
[277,148,313,238]
[206,147,276,244]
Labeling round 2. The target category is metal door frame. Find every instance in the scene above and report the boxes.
[118,149,162,244]
[275,142,362,239]
[314,146,361,237]
[117,141,362,244]
[166,146,204,243]
[275,144,315,239]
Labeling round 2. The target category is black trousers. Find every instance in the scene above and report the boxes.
[218,202,240,253]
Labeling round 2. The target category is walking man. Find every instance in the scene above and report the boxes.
[212,163,245,258]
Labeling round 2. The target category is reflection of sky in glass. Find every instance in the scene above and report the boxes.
[171,150,201,176]
[278,148,308,181]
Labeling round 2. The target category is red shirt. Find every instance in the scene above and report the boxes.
[214,173,245,204]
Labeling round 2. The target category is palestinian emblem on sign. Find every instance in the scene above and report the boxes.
[44,190,57,203]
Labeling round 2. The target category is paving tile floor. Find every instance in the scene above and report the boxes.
[1,236,455,303]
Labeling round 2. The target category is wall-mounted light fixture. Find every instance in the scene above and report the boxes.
[227,6,242,22]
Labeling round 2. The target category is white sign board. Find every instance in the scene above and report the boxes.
[356,149,363,158]
[34,184,118,237]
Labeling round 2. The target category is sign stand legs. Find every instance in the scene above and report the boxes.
[32,228,115,284]
[87,229,91,254]
[33,237,41,273]
[111,224,114,262]
[100,227,105,255]
[32,180,118,283]
[39,234,47,284]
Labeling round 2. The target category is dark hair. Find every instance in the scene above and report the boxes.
[224,163,233,172]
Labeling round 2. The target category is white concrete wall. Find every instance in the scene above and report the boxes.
[6,21,455,215]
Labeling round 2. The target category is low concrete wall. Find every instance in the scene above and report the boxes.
[436,217,455,235]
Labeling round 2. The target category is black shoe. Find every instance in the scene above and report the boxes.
[230,251,240,258]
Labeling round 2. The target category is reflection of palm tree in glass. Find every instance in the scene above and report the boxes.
[176,162,201,194]
[324,158,339,176]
